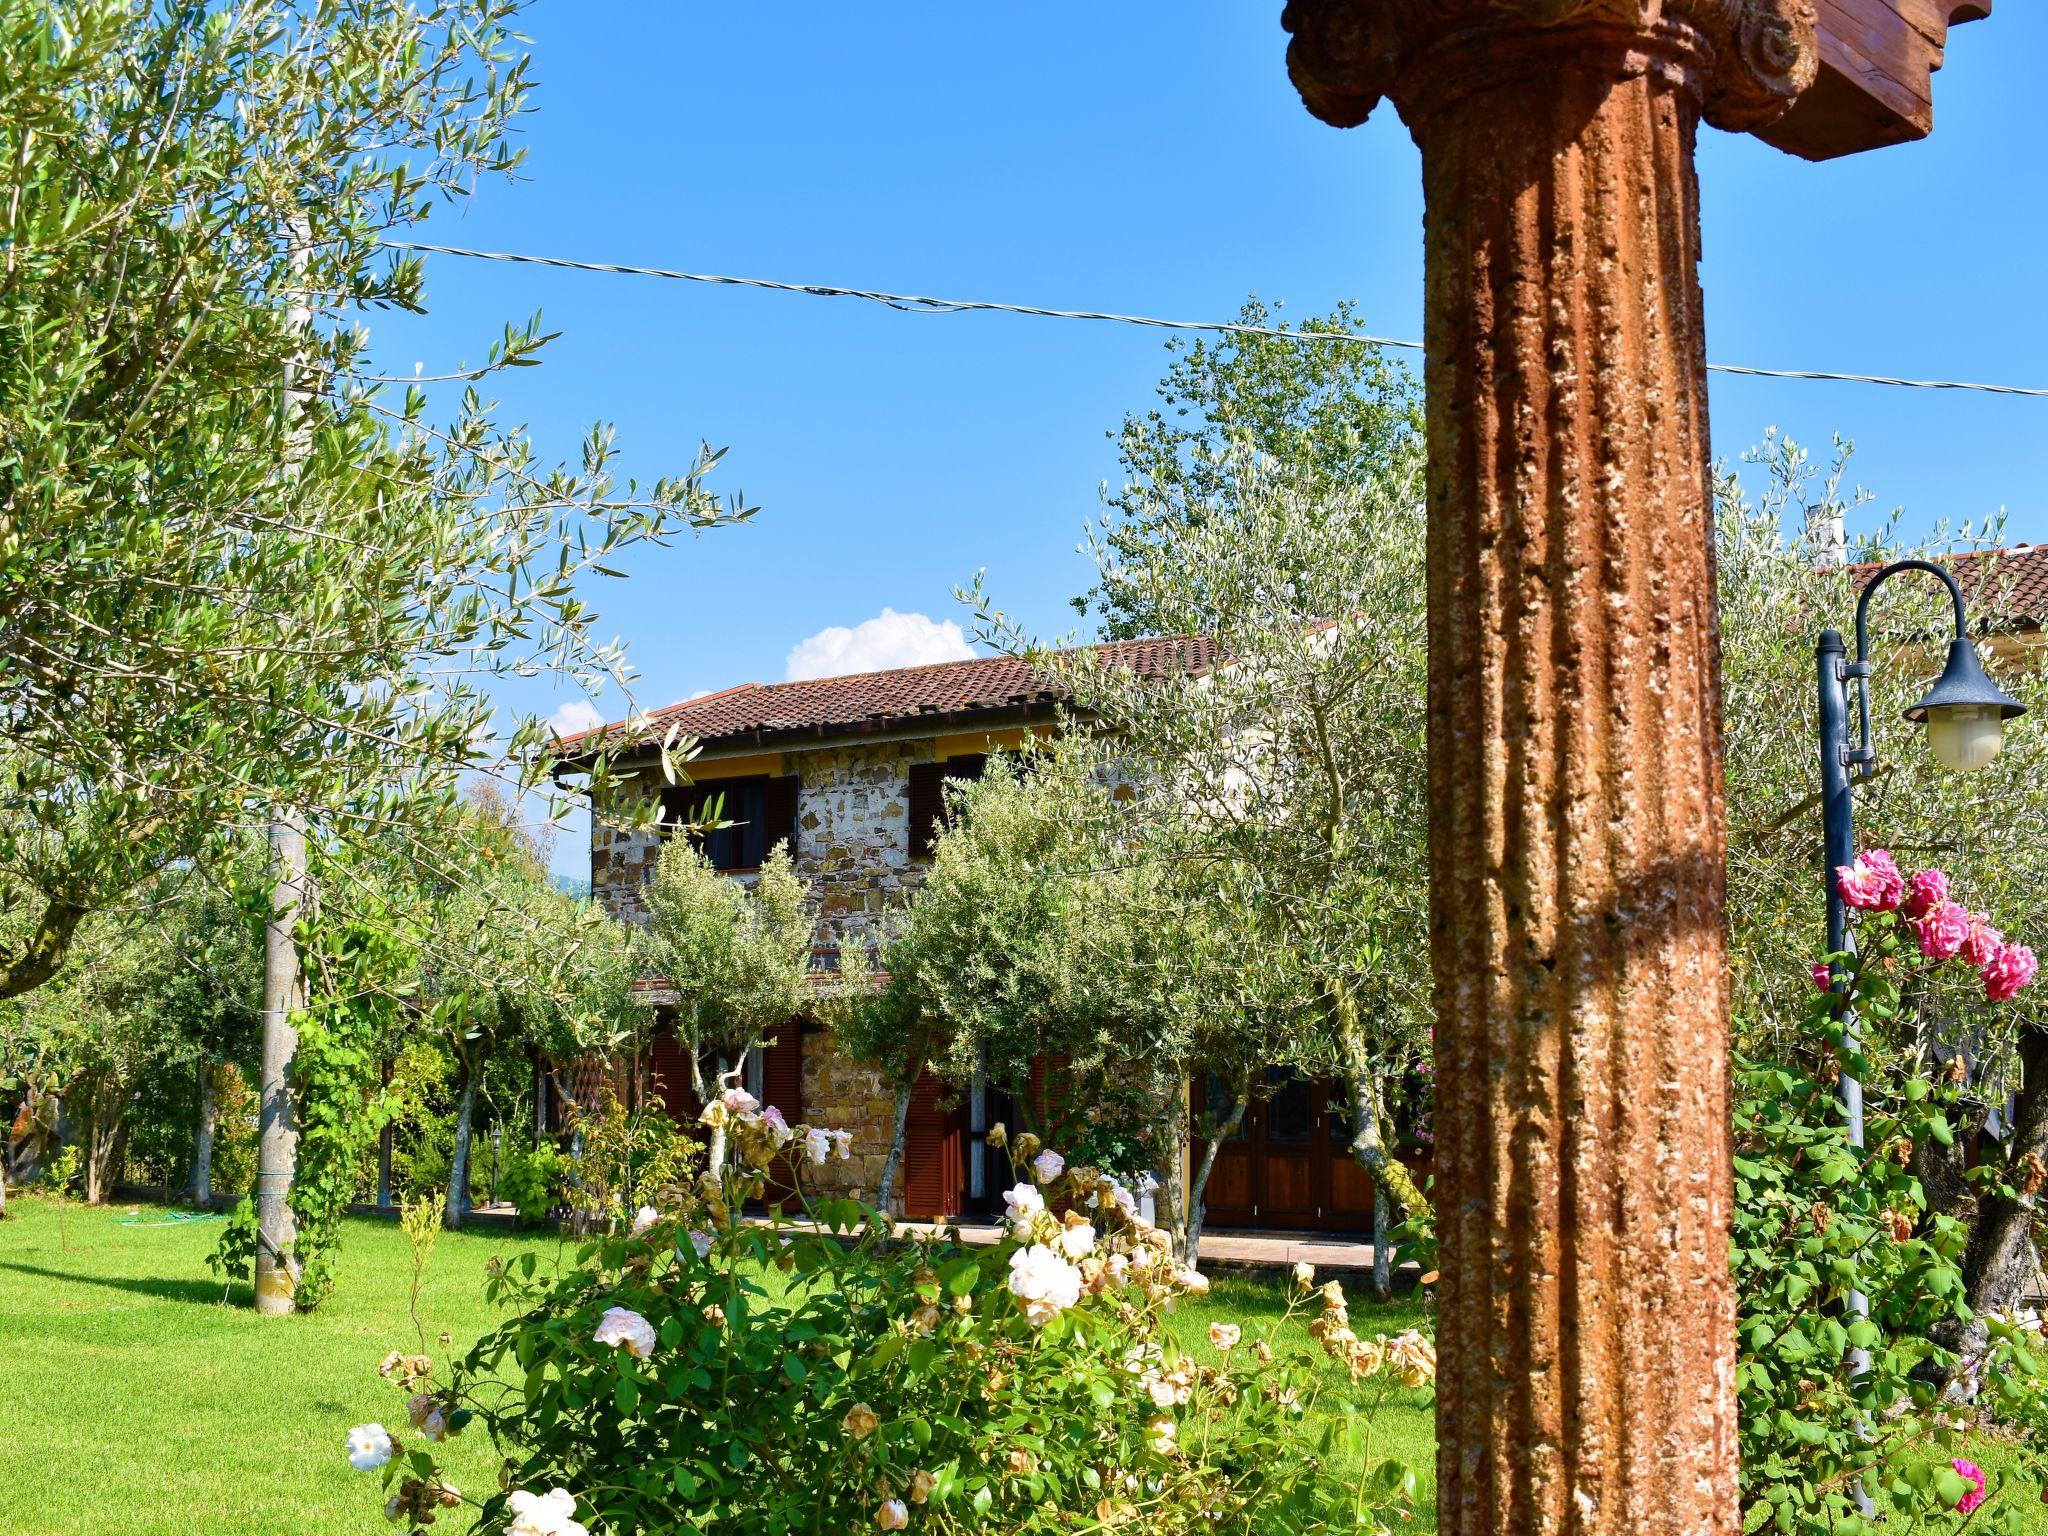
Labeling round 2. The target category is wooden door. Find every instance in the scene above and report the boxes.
[1192,1073,1256,1226]
[1192,1073,1375,1232]
[1258,1070,1318,1227]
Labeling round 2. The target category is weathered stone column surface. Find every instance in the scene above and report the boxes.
[1281,5,1816,1533]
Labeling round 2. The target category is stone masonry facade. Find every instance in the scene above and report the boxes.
[590,736,975,1207]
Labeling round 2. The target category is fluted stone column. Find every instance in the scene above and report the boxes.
[1281,5,1818,1532]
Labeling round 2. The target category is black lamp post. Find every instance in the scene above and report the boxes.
[1816,558,2025,1382]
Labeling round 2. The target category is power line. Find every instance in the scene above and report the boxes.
[381,239,2048,400]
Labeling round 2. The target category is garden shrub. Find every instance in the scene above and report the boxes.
[350,1095,1428,1534]
[560,1084,701,1231]
[495,1140,567,1228]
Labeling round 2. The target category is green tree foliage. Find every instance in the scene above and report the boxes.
[859,748,1253,1251]
[3,865,262,1204]
[968,449,1433,1226]
[0,0,743,997]
[419,819,645,1227]
[639,839,813,1171]
[1080,299,1423,639]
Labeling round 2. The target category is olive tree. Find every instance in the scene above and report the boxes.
[640,842,813,1173]
[0,0,740,999]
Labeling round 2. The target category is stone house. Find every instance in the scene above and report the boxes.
[557,639,1261,1224]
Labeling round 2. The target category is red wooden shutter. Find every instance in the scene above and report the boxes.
[760,1020,804,1122]
[763,774,801,861]
[647,1023,696,1120]
[760,1019,805,1206]
[900,1071,964,1218]
[907,762,944,860]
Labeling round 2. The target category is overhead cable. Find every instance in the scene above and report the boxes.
[381,240,2048,400]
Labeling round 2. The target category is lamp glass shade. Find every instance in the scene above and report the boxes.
[1902,638,2023,776]
[1925,704,2004,773]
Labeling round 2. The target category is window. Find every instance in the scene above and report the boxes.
[660,774,800,872]
[907,755,987,860]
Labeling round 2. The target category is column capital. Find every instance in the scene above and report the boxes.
[1281,0,1817,134]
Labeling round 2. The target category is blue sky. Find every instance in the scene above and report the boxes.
[375,5,2048,876]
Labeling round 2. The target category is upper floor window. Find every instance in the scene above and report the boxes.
[660,774,799,872]
[907,755,987,860]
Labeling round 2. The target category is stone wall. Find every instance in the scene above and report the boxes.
[589,737,942,946]
[797,1028,902,1207]
[590,737,957,1214]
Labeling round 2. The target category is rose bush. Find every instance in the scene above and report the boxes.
[1736,852,2048,1533]
[353,1098,1427,1533]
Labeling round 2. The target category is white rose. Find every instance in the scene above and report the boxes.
[1292,1261,1315,1288]
[1178,1267,1210,1296]
[506,1486,589,1536]
[804,1127,833,1165]
[687,1229,714,1260]
[1002,1181,1045,1236]
[874,1498,910,1530]
[831,1128,853,1160]
[631,1205,660,1236]
[593,1305,657,1360]
[1031,1148,1066,1184]
[719,1086,760,1116]
[346,1423,393,1472]
[1054,1221,1096,1261]
[1006,1243,1083,1327]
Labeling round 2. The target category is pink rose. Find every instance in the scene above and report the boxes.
[1902,868,1950,921]
[1952,1457,1986,1516]
[1984,944,2039,1004]
[1912,900,1972,963]
[1812,962,1834,993]
[1836,850,1905,912]
[1960,914,2006,971]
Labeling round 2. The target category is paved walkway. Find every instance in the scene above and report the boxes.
[342,1198,1401,1280]
[897,1220,1393,1279]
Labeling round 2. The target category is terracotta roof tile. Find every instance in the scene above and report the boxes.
[1848,546,2048,631]
[556,635,1216,757]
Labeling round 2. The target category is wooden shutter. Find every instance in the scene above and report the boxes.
[760,1020,805,1206]
[901,1071,964,1218]
[908,756,988,861]
[647,1023,696,1120]
[763,774,801,861]
[907,762,944,860]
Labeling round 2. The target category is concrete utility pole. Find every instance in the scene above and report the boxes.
[1275,1,1985,1530]
[253,813,307,1314]
[255,216,315,1317]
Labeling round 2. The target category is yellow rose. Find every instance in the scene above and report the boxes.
[843,1403,880,1440]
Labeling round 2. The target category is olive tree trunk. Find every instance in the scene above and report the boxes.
[878,1078,915,1217]
[190,1061,217,1207]
[1958,1029,2048,1346]
[445,1064,479,1230]
[1184,1072,1252,1266]
[1333,985,1429,1218]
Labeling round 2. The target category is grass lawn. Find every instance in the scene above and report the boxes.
[0,1196,567,1536]
[33,1195,2040,1534]
[0,1195,1440,1535]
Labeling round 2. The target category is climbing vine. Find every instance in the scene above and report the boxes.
[211,865,412,1310]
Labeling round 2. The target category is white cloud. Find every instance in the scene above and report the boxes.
[784,608,975,682]
[545,699,606,738]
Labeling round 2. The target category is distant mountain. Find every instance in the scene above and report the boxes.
[553,874,591,899]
